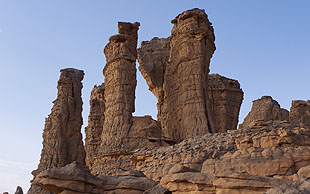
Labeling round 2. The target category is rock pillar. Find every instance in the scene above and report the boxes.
[162,8,216,142]
[85,83,105,168]
[28,68,86,194]
[100,22,140,153]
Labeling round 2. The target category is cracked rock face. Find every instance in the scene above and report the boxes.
[289,100,310,127]
[239,96,289,129]
[100,22,140,153]
[85,83,105,168]
[28,68,86,194]
[208,74,244,132]
[138,9,244,144]
[162,8,217,142]
[32,162,158,194]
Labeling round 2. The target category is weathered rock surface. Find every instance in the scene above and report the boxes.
[137,10,243,143]
[162,8,217,142]
[100,22,140,153]
[28,68,86,194]
[33,162,158,194]
[91,120,310,182]
[239,96,289,129]
[28,8,310,194]
[290,100,310,127]
[137,37,170,130]
[85,83,105,168]
[208,74,243,132]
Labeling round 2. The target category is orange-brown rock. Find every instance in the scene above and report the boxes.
[162,8,217,142]
[137,37,170,130]
[289,100,310,127]
[28,68,86,194]
[138,9,243,143]
[239,96,289,129]
[100,22,140,153]
[32,162,158,194]
[85,83,105,168]
[208,74,243,132]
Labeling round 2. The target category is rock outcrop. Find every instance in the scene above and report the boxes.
[208,74,243,132]
[137,37,170,130]
[85,83,105,168]
[239,96,289,129]
[100,22,140,153]
[28,8,310,194]
[162,8,216,142]
[289,100,310,127]
[138,9,244,143]
[28,68,86,194]
[32,162,158,194]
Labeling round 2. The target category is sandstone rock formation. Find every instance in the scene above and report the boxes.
[32,162,158,194]
[163,8,217,142]
[28,68,86,194]
[100,22,140,153]
[38,121,310,194]
[208,74,243,132]
[28,8,310,194]
[85,83,105,168]
[137,9,244,143]
[137,37,170,132]
[239,96,289,129]
[289,100,310,127]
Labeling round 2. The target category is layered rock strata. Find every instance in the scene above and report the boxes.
[32,162,158,194]
[100,22,140,153]
[208,74,244,132]
[28,68,86,194]
[239,96,289,129]
[85,83,105,168]
[39,121,310,194]
[163,8,217,142]
[289,100,310,127]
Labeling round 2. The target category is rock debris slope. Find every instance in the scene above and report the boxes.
[25,8,310,194]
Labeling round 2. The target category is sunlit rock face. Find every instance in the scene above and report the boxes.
[239,96,289,129]
[289,100,310,127]
[29,8,310,194]
[28,68,86,194]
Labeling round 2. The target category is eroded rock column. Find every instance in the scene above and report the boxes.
[137,37,170,141]
[208,74,244,132]
[163,8,216,142]
[85,83,105,168]
[28,68,86,194]
[100,22,140,153]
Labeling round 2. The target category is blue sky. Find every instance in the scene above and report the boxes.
[0,1,309,193]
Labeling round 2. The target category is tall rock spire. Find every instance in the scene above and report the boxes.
[100,22,140,153]
[162,8,216,141]
[28,68,86,194]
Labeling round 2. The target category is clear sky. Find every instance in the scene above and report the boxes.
[0,0,309,193]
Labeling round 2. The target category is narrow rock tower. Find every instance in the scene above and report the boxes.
[100,22,140,153]
[85,83,105,168]
[162,8,216,141]
[28,68,86,194]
